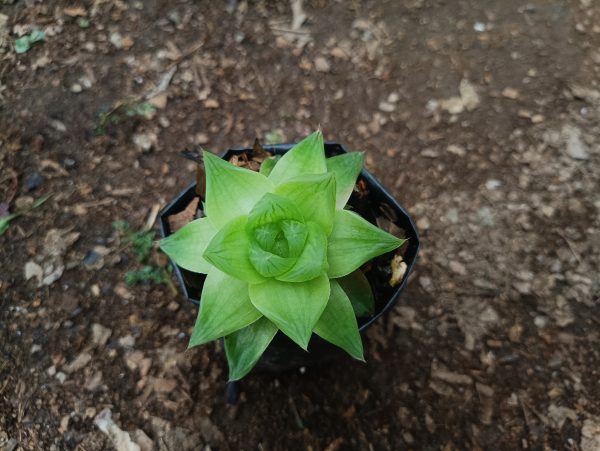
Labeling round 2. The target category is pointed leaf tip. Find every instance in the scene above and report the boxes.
[268,131,327,185]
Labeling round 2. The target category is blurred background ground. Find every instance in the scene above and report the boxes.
[1,0,599,450]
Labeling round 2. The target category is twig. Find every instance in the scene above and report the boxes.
[165,41,204,70]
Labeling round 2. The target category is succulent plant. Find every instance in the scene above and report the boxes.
[160,131,405,380]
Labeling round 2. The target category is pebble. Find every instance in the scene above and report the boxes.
[534,316,549,329]
[473,22,487,32]
[446,208,459,224]
[449,261,467,276]
[416,217,430,230]
[314,56,331,73]
[195,133,209,145]
[24,172,44,191]
[82,249,101,266]
[564,125,589,160]
[447,144,466,156]
[91,323,112,346]
[485,179,501,190]
[502,87,519,99]
[378,101,396,112]
[70,83,83,93]
[478,207,495,226]
[133,132,158,152]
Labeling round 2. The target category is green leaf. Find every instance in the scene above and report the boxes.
[203,216,265,284]
[280,220,308,257]
[277,221,328,283]
[314,280,364,361]
[189,268,262,347]
[337,269,375,317]
[160,218,217,274]
[274,173,336,234]
[259,157,279,176]
[249,273,330,349]
[248,240,296,278]
[326,152,364,209]
[203,151,274,229]
[327,210,405,278]
[247,193,304,230]
[268,131,327,185]
[224,317,278,380]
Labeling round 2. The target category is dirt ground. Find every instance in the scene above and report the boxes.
[1,1,599,450]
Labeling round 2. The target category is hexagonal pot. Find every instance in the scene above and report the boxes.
[159,142,420,375]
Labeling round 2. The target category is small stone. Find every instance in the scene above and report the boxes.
[195,133,209,145]
[419,276,433,292]
[314,56,331,73]
[478,207,494,226]
[378,101,396,112]
[30,344,42,354]
[421,149,439,158]
[70,83,83,93]
[531,114,544,124]
[55,372,67,383]
[82,249,101,266]
[24,172,44,191]
[459,79,480,111]
[91,323,112,346]
[534,316,549,328]
[24,261,43,284]
[416,217,430,230]
[502,87,519,99]
[204,99,220,109]
[509,323,523,342]
[447,144,466,156]
[133,132,158,152]
[446,208,459,223]
[110,32,123,49]
[485,179,501,190]
[581,418,600,451]
[63,352,92,373]
[473,22,486,32]
[563,125,589,160]
[118,334,135,348]
[387,92,400,103]
[449,261,467,276]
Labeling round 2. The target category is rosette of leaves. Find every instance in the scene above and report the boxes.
[160,131,405,380]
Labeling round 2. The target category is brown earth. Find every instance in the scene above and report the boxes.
[1,1,599,450]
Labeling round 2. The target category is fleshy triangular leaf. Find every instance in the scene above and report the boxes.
[249,241,296,278]
[224,317,279,380]
[247,193,304,229]
[326,152,364,209]
[267,131,326,185]
[249,273,330,349]
[259,157,279,176]
[203,216,265,284]
[189,267,262,347]
[277,221,328,283]
[327,210,405,278]
[337,269,375,317]
[314,279,364,361]
[159,218,217,274]
[274,173,336,234]
[203,151,274,229]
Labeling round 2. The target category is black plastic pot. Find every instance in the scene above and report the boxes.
[159,142,420,374]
